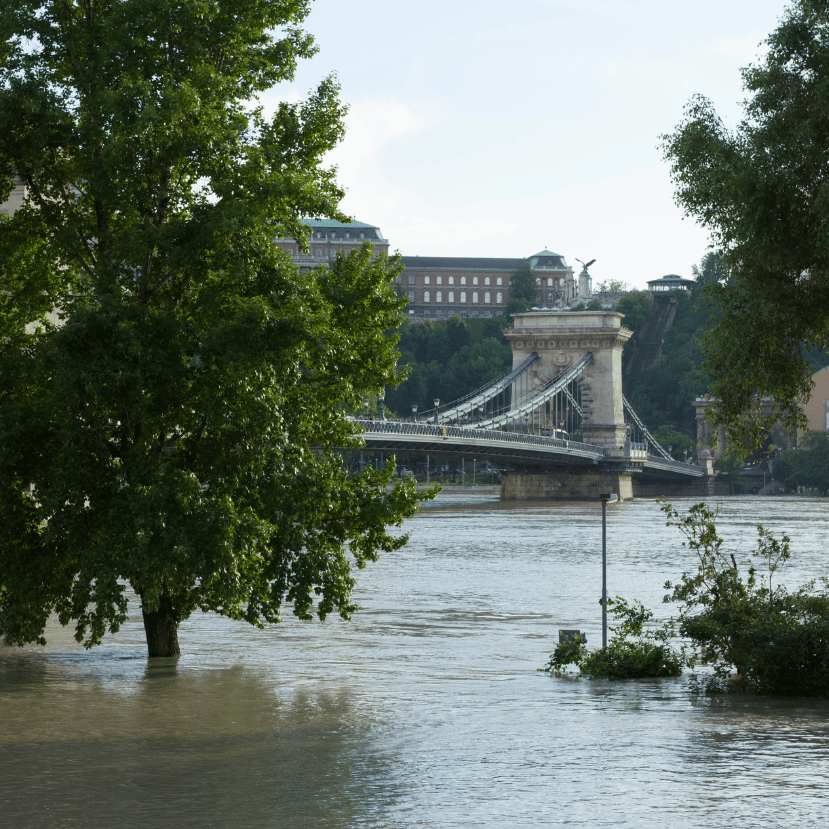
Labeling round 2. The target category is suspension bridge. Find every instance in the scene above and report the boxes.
[355,310,704,501]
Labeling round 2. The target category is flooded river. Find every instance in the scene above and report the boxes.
[2,494,829,828]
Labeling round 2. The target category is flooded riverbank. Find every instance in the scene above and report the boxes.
[2,495,829,827]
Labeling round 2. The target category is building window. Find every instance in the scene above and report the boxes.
[448,291,454,303]
[448,276,455,286]
[484,291,491,304]
[315,249,323,258]
[460,276,467,286]
[548,278,553,286]
[395,277,401,285]
[407,291,414,301]
[472,276,478,286]
[496,277,503,286]
[408,275,415,285]
[436,276,442,285]
[424,290,430,303]
[496,291,503,303]
[460,291,467,303]
[484,277,490,286]
[472,291,478,303]
[345,232,350,239]
[436,291,443,303]
[424,276,430,285]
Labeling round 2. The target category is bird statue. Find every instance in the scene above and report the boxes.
[575,258,596,273]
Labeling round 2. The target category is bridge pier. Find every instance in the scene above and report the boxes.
[501,468,634,502]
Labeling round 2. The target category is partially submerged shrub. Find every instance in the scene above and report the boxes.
[542,597,683,680]
[662,501,829,696]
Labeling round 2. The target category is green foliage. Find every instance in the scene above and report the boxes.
[662,1,829,448]
[624,279,715,434]
[506,261,536,315]
[651,425,696,461]
[615,290,651,333]
[0,0,429,655]
[772,431,829,494]
[662,501,829,695]
[541,598,683,680]
[385,316,512,415]
[580,639,683,681]
[713,452,745,493]
[595,279,630,293]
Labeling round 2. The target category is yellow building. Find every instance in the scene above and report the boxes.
[802,366,829,433]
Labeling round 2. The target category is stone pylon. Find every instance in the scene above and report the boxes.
[503,310,632,453]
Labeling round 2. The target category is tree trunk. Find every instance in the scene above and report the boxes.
[141,588,180,657]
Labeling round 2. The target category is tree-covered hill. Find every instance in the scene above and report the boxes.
[385,316,512,416]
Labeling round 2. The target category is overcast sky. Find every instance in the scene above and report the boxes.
[264,0,789,289]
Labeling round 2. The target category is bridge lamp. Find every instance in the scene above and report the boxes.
[599,493,618,649]
[378,390,386,421]
[364,398,370,418]
[434,398,440,422]
[411,403,418,421]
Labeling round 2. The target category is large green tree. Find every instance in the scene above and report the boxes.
[662,0,829,447]
[0,0,425,657]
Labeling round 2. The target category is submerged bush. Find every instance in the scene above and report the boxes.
[543,502,829,693]
[542,597,684,680]
[663,501,829,696]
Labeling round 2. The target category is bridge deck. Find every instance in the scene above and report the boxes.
[354,420,703,478]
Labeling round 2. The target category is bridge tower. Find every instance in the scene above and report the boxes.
[504,310,632,450]
[502,309,635,500]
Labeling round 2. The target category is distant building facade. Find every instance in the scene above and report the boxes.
[398,249,576,319]
[275,219,607,318]
[274,218,390,271]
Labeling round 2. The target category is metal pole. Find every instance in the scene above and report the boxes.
[602,497,608,649]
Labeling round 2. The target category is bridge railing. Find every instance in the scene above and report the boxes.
[641,454,700,471]
[353,418,606,456]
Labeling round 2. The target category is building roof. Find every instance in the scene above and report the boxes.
[277,217,388,242]
[400,256,526,272]
[528,249,567,269]
[529,248,563,258]
[647,273,696,287]
[304,218,380,229]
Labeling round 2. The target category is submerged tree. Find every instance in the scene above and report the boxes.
[0,0,426,657]
[662,0,829,448]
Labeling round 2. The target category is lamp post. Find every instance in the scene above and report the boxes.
[411,403,418,422]
[599,493,617,649]
[434,397,440,424]
[378,390,386,422]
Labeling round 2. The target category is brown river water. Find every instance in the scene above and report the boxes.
[2,494,829,828]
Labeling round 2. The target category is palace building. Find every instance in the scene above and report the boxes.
[275,219,580,319]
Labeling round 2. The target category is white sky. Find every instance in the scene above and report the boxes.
[263,0,790,290]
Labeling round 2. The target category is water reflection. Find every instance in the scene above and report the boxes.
[0,655,404,829]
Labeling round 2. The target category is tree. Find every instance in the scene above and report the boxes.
[651,425,695,461]
[615,290,651,333]
[506,261,536,316]
[662,0,829,449]
[0,0,426,657]
[595,279,630,293]
[662,501,829,696]
[773,430,829,494]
